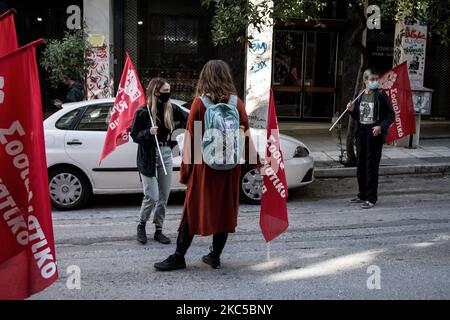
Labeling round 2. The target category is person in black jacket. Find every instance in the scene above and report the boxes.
[347,69,395,209]
[130,78,188,245]
[53,70,84,108]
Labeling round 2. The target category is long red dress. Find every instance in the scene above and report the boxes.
[179,96,258,236]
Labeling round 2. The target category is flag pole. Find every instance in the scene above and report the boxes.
[329,89,365,132]
[146,104,168,176]
[0,8,17,21]
[266,242,271,262]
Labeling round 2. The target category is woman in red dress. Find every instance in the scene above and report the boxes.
[155,60,260,271]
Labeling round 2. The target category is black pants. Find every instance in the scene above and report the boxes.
[175,211,228,258]
[356,124,383,204]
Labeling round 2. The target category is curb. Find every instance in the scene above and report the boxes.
[315,163,450,179]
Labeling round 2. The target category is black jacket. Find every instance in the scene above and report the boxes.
[349,88,395,143]
[65,81,84,103]
[130,104,188,177]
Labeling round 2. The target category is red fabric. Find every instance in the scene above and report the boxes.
[100,53,146,162]
[0,10,18,58]
[380,62,416,144]
[0,40,58,300]
[180,97,258,236]
[260,90,289,243]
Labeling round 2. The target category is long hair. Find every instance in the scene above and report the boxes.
[196,60,237,103]
[146,77,174,131]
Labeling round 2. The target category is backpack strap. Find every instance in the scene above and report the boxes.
[228,95,238,106]
[200,95,214,109]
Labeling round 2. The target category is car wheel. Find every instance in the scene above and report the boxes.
[240,168,263,205]
[48,167,92,211]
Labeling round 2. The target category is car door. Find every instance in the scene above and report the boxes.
[64,103,142,192]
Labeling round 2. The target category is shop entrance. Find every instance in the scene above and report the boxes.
[272,30,339,120]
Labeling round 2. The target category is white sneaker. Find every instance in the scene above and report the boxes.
[361,201,376,209]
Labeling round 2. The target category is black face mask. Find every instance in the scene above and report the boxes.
[157,92,171,103]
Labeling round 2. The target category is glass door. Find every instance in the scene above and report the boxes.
[272,31,304,118]
[272,30,339,120]
[302,31,338,119]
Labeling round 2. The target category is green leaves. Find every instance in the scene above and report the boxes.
[204,0,449,46]
[40,29,93,88]
[202,0,327,45]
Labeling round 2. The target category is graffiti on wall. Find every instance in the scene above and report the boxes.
[244,1,274,130]
[85,35,113,100]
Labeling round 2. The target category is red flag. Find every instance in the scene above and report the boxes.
[379,62,416,144]
[0,9,18,58]
[260,89,289,243]
[0,40,58,300]
[100,53,146,162]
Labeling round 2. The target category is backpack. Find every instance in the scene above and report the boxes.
[200,95,243,171]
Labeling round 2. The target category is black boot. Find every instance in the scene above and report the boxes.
[202,249,221,269]
[137,223,147,244]
[154,230,171,244]
[154,254,186,271]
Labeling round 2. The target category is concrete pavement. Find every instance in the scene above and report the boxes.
[31,173,450,300]
[279,121,450,178]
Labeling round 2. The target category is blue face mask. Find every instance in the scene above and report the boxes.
[368,80,379,90]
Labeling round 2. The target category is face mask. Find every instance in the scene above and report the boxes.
[157,92,171,103]
[368,80,379,90]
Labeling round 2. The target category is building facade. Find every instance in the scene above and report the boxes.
[1,0,448,120]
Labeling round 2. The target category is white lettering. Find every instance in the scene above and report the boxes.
[66,5,81,30]
[66,265,81,290]
[0,76,4,104]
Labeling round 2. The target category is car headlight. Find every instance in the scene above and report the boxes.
[293,146,309,158]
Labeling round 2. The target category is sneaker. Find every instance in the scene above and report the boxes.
[154,254,186,271]
[202,252,221,269]
[350,197,365,204]
[361,201,376,209]
[154,231,171,244]
[137,224,147,244]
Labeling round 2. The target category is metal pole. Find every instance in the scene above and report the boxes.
[146,104,168,176]
[329,90,365,132]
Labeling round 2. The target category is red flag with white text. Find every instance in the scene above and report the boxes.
[100,53,146,162]
[260,89,289,243]
[379,62,416,144]
[0,9,18,58]
[0,40,58,300]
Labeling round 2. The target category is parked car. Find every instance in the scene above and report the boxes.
[44,98,314,210]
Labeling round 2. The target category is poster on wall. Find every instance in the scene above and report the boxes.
[393,20,427,88]
[244,0,274,130]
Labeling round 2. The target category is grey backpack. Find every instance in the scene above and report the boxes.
[200,95,243,171]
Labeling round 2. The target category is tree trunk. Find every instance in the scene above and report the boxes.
[345,0,369,167]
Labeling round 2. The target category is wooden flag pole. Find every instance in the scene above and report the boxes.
[329,89,365,132]
[146,104,168,176]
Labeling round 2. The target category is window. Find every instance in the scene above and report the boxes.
[55,108,82,130]
[76,104,112,131]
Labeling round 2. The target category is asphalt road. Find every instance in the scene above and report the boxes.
[32,173,450,300]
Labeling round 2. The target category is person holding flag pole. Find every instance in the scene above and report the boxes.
[130,78,187,245]
[346,68,395,209]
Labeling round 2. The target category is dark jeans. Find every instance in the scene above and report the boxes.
[175,211,228,258]
[356,124,383,204]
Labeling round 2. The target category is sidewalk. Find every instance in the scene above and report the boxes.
[279,120,450,178]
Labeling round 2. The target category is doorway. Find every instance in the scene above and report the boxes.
[272,30,339,120]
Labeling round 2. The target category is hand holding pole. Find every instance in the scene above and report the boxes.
[146,104,168,176]
[329,90,365,132]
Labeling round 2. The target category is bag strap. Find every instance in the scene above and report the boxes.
[200,95,214,109]
[228,95,238,107]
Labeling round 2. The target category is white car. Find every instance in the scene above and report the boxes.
[44,98,314,210]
